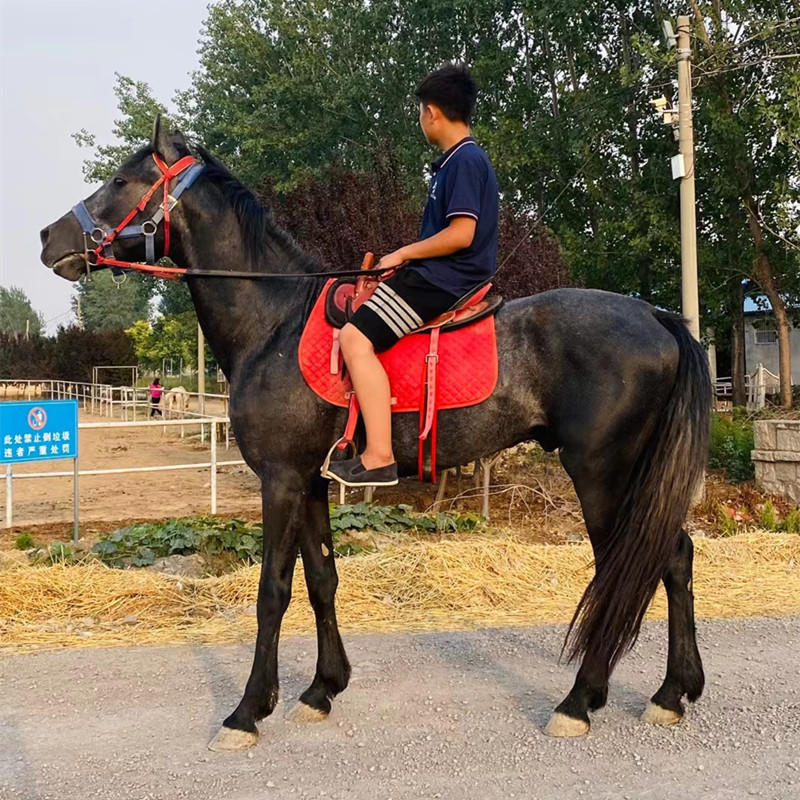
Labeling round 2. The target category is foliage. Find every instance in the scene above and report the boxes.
[709,413,756,483]
[92,517,261,567]
[74,2,799,398]
[264,157,570,296]
[759,500,777,530]
[0,287,44,337]
[664,1,800,405]
[93,507,484,568]
[14,532,34,550]
[0,327,136,382]
[72,74,170,183]
[782,508,800,533]
[72,271,153,332]
[45,542,74,564]
[126,312,199,372]
[716,505,739,536]
[330,503,484,535]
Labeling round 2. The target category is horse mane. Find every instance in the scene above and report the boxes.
[195,146,323,273]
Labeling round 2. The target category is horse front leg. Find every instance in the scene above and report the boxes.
[287,475,351,722]
[208,469,303,751]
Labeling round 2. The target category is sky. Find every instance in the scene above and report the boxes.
[0,0,208,333]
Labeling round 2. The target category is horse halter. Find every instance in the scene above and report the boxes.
[71,153,204,280]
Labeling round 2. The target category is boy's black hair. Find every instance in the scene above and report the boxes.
[415,62,477,124]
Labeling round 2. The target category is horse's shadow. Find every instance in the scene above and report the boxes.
[411,625,653,730]
[192,643,252,738]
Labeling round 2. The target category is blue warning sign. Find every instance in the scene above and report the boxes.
[0,400,78,464]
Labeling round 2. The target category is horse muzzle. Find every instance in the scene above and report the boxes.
[40,212,89,281]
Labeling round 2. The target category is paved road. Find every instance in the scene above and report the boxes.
[1,618,799,800]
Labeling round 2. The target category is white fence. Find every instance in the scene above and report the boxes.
[714,363,782,411]
[1,379,247,535]
[0,379,232,441]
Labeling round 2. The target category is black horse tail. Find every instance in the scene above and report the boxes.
[565,311,712,671]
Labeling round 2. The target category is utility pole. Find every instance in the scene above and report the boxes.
[25,319,29,341]
[197,323,206,416]
[76,296,84,330]
[677,15,700,341]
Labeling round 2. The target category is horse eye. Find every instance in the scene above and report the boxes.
[113,177,127,187]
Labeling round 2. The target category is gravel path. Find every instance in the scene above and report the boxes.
[1,617,798,800]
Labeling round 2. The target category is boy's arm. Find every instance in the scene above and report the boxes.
[376,217,477,270]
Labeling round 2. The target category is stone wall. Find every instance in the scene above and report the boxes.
[752,420,800,505]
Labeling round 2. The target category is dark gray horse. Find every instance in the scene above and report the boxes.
[40,119,710,750]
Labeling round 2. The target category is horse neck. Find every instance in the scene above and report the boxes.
[180,205,321,378]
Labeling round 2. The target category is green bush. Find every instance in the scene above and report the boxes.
[14,532,34,550]
[782,508,800,533]
[709,413,755,483]
[759,500,778,530]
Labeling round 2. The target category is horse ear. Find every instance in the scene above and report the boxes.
[151,114,188,164]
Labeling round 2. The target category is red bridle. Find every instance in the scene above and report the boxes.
[71,153,203,280]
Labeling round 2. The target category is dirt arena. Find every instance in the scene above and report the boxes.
[1,407,262,531]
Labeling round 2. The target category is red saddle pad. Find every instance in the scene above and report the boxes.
[298,279,498,411]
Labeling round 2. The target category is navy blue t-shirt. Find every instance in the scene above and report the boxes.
[408,137,499,297]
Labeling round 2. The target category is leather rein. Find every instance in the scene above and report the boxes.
[71,153,391,283]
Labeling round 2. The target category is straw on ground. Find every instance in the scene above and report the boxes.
[1,532,798,653]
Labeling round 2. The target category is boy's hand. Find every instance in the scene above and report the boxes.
[376,250,407,272]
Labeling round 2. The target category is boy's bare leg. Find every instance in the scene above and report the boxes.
[338,324,395,470]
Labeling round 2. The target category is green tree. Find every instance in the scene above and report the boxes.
[72,271,152,331]
[0,286,45,337]
[126,313,199,372]
[74,0,799,407]
[73,74,170,183]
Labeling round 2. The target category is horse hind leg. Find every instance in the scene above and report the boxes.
[642,529,704,725]
[545,454,626,738]
[287,475,351,723]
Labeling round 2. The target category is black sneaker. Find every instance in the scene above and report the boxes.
[323,456,399,487]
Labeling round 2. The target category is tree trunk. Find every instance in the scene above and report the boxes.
[542,34,560,118]
[566,44,579,92]
[730,277,747,407]
[745,193,793,407]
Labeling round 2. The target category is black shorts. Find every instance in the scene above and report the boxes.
[349,269,460,352]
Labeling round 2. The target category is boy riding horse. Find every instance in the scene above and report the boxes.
[324,62,499,488]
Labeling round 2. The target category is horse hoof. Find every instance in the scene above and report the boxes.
[207,726,259,752]
[641,702,682,726]
[285,702,328,724]
[544,712,590,738]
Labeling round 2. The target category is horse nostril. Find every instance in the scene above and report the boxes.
[40,227,50,247]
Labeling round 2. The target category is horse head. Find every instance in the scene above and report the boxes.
[40,116,200,281]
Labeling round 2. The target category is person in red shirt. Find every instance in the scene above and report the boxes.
[149,378,163,418]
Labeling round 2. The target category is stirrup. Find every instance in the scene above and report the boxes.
[320,437,357,477]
